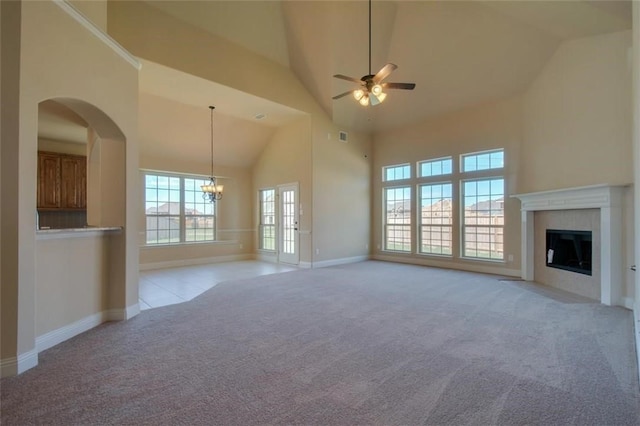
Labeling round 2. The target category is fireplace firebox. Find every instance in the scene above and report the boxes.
[546,229,592,276]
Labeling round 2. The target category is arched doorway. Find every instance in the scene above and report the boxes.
[34,97,130,354]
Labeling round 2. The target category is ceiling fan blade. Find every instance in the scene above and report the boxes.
[383,82,416,90]
[333,74,361,84]
[332,90,355,100]
[373,63,398,83]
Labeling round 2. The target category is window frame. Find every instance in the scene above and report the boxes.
[460,176,505,261]
[258,188,276,251]
[143,171,217,246]
[382,185,412,253]
[460,148,504,173]
[418,156,453,178]
[383,163,411,182]
[417,181,453,257]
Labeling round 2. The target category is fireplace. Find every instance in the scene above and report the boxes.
[546,229,592,276]
[513,184,626,306]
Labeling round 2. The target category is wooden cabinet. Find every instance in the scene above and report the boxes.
[37,151,86,210]
[60,155,87,209]
[37,152,61,208]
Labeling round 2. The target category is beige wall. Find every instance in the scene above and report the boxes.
[522,30,634,302]
[108,1,317,115]
[372,96,523,275]
[522,30,633,193]
[1,0,22,367]
[69,0,107,32]
[36,234,110,336]
[1,0,139,376]
[112,1,371,267]
[311,115,372,264]
[370,30,633,278]
[252,117,313,263]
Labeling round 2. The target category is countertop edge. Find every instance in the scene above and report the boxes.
[36,227,123,240]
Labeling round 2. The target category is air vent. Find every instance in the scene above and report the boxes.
[339,131,348,142]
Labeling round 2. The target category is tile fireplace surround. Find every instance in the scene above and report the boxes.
[513,185,626,307]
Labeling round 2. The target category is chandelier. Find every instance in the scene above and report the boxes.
[201,106,223,202]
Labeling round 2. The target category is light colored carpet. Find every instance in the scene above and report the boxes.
[2,261,638,425]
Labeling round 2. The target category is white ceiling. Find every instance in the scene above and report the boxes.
[143,0,632,133]
[38,100,88,144]
[38,1,632,165]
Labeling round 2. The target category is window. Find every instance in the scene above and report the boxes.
[183,178,215,242]
[384,187,411,252]
[259,189,276,250]
[462,178,504,260]
[144,172,216,245]
[383,163,410,181]
[461,149,504,172]
[419,183,452,255]
[418,157,452,178]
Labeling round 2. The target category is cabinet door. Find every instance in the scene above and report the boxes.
[60,155,87,209]
[37,153,61,208]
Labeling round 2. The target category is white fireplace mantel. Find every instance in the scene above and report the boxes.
[512,184,627,306]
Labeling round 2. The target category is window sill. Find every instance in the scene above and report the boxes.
[417,252,453,259]
[460,256,505,264]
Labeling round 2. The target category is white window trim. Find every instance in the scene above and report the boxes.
[459,175,505,262]
[142,170,217,247]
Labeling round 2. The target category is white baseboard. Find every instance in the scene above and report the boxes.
[126,302,141,319]
[621,297,634,310]
[372,254,521,277]
[256,253,277,263]
[312,255,370,269]
[635,306,640,391]
[3,305,141,377]
[299,261,312,269]
[1,349,38,378]
[139,254,254,271]
[36,312,108,352]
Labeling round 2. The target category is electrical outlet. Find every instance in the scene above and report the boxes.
[239,244,243,250]
[508,254,513,262]
[316,248,320,255]
[365,244,369,250]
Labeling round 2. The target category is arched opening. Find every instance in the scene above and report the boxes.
[35,97,128,351]
[37,98,126,228]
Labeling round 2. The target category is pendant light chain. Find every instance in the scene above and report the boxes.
[368,0,372,76]
[209,105,215,177]
[201,105,223,202]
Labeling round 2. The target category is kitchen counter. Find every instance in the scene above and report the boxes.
[36,226,122,240]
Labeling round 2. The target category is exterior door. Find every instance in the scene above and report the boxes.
[278,183,299,265]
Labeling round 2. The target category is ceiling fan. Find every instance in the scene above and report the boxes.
[332,0,415,106]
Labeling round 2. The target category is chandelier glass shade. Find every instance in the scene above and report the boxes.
[201,106,223,202]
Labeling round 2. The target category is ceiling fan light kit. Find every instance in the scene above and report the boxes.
[333,0,415,106]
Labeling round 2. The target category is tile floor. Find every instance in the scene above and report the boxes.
[139,260,298,310]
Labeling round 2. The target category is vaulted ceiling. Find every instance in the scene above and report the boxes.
[143,0,632,133]
[39,1,632,167]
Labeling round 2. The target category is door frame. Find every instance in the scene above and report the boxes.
[277,182,299,265]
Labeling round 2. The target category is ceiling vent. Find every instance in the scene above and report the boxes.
[339,131,348,142]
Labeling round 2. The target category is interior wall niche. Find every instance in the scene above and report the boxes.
[534,209,600,300]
